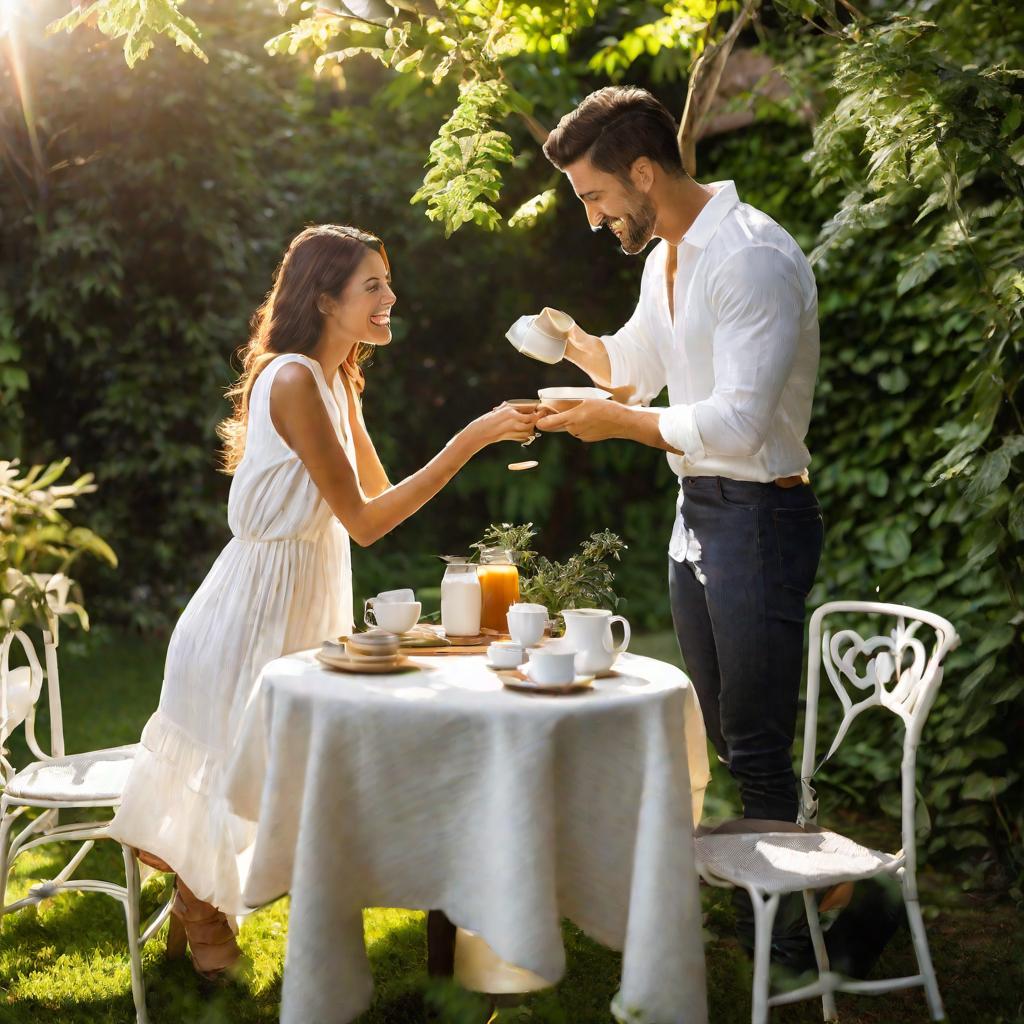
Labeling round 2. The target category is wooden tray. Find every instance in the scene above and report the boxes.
[404,628,509,656]
[340,629,511,657]
[410,641,502,656]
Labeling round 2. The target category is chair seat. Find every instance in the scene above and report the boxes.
[694,829,903,894]
[4,745,139,804]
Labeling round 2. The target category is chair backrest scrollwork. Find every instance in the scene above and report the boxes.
[798,601,959,874]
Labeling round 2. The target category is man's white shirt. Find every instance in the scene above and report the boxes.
[601,180,820,487]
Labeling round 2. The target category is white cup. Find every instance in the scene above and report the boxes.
[364,599,421,634]
[506,307,575,365]
[527,647,577,685]
[488,641,525,669]
[506,606,547,648]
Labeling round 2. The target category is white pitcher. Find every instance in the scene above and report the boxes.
[560,608,630,676]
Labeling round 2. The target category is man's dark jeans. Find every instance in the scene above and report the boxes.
[668,475,824,822]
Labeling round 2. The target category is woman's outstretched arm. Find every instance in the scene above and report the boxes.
[270,362,537,547]
[341,375,391,498]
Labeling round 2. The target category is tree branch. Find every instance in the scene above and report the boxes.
[677,0,761,176]
[517,110,549,146]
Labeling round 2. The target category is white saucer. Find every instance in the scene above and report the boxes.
[498,672,594,695]
[486,658,526,671]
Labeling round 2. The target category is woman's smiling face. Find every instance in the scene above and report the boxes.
[327,247,395,346]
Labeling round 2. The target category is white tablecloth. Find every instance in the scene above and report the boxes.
[224,650,711,1024]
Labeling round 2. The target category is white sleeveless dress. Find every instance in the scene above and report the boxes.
[110,353,356,914]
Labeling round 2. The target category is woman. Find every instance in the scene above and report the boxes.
[109,225,539,977]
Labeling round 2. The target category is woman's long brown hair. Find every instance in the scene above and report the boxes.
[218,224,389,474]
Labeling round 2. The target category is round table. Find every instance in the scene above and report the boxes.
[225,649,711,1024]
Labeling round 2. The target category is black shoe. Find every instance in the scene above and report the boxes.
[732,889,818,973]
[824,877,907,979]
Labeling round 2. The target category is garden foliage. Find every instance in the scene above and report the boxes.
[3,0,1021,884]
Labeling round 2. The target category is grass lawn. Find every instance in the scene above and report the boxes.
[0,632,1020,1023]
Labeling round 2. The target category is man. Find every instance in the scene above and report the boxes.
[537,85,823,826]
[532,86,908,980]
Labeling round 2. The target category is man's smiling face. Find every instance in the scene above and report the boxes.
[565,156,657,255]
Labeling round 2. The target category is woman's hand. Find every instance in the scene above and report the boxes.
[462,403,542,452]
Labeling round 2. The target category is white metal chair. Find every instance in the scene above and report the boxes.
[0,616,173,1024]
[694,600,959,1024]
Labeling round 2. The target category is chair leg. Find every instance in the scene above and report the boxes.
[0,799,14,922]
[802,889,838,1023]
[750,890,780,1024]
[121,845,150,1024]
[904,893,944,1021]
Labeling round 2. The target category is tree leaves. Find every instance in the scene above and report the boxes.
[507,187,557,229]
[0,460,116,632]
[964,435,1024,504]
[46,0,207,68]
[411,79,516,236]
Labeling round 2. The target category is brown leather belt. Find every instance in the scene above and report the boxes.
[774,471,810,489]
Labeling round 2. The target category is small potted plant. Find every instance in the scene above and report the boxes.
[471,522,627,636]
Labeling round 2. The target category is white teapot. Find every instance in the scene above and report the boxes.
[560,608,630,676]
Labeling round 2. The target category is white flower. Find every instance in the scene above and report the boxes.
[4,567,26,593]
[35,573,73,614]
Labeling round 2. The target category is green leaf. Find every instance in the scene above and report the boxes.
[959,654,997,699]
[1008,485,1024,541]
[964,441,1019,503]
[393,48,424,72]
[1001,104,1022,138]
[507,189,557,229]
[961,773,1010,801]
[885,527,912,562]
[878,367,909,394]
[866,469,889,497]
[65,528,118,568]
[949,829,993,850]
[31,458,72,491]
[989,677,1024,704]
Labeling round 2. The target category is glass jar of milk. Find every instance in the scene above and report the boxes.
[440,557,482,637]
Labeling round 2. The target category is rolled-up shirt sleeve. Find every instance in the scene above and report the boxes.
[599,269,666,406]
[659,245,803,461]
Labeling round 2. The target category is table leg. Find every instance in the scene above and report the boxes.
[426,909,457,976]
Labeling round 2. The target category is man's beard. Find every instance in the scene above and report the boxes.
[609,190,657,255]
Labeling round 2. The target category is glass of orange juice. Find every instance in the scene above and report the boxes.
[477,547,520,634]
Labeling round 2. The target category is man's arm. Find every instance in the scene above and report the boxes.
[564,325,613,388]
[537,400,683,454]
[563,286,666,406]
[540,246,805,456]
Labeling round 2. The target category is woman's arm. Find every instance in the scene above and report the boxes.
[270,363,537,547]
[341,376,391,498]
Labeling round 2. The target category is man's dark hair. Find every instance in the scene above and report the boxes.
[543,86,685,179]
